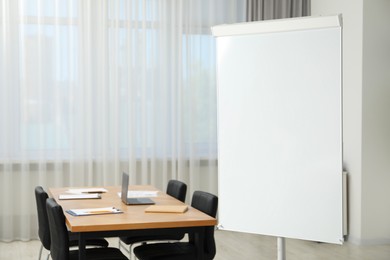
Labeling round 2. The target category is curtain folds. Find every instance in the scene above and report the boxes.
[0,0,245,241]
[247,0,310,21]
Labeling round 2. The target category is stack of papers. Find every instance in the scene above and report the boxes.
[67,188,108,194]
[118,191,158,198]
[66,207,123,216]
[59,193,101,200]
[59,187,108,200]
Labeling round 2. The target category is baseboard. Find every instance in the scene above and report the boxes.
[346,235,390,246]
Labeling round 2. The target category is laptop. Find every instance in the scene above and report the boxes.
[121,172,155,205]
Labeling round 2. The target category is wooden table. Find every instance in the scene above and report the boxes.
[49,186,217,260]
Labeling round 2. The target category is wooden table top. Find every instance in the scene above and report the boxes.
[49,186,217,233]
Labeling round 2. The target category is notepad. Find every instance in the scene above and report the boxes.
[59,193,101,200]
[66,207,123,216]
[145,205,188,213]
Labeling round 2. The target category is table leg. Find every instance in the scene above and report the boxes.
[78,233,86,260]
[194,227,205,260]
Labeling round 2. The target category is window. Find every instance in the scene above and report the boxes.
[0,0,244,160]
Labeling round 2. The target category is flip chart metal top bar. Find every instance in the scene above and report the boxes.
[211,14,342,37]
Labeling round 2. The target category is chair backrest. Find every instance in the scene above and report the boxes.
[46,198,70,260]
[189,191,218,260]
[34,186,51,250]
[166,180,187,203]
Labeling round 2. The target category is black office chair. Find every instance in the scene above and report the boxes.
[133,190,218,260]
[165,180,187,203]
[119,180,187,259]
[45,197,128,260]
[35,186,109,260]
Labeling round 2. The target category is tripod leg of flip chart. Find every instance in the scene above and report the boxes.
[277,237,286,260]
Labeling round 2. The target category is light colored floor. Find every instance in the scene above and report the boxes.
[1,230,390,260]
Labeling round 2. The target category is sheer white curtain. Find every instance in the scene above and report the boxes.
[247,0,310,21]
[0,0,245,241]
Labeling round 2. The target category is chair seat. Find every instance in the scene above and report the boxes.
[69,237,109,248]
[69,247,128,260]
[134,242,196,260]
[120,233,185,245]
[35,186,110,260]
[46,198,128,260]
[133,191,218,260]
[118,179,188,259]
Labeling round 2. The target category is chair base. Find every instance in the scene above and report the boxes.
[134,242,197,260]
[38,243,51,260]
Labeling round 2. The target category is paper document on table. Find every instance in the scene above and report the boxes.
[117,191,158,198]
[67,188,108,194]
[128,191,158,197]
[66,207,123,216]
[59,193,101,200]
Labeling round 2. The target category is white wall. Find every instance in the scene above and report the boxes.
[312,0,390,245]
[361,0,390,244]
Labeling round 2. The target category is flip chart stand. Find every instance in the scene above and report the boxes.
[277,237,286,260]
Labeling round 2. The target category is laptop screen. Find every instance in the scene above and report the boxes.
[121,172,129,203]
